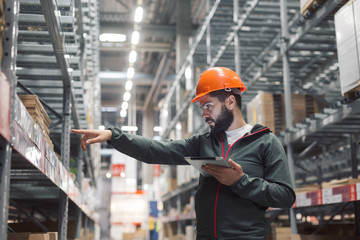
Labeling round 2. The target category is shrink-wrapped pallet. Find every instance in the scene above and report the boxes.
[335,0,360,97]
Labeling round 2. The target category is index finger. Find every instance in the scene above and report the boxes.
[71,129,91,134]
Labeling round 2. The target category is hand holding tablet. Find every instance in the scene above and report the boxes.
[184,156,230,177]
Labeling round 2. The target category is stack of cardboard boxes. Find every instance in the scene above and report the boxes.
[246,92,325,134]
[18,94,52,149]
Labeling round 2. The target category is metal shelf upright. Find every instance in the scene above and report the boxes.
[0,0,101,239]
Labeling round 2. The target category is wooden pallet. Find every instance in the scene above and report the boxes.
[322,177,360,189]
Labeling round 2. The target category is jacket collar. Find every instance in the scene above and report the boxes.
[206,123,271,140]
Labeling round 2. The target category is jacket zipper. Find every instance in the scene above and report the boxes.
[212,135,225,239]
[213,182,221,239]
[213,128,269,239]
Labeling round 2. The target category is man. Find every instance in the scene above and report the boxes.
[72,67,295,240]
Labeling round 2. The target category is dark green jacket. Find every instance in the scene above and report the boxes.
[108,124,295,240]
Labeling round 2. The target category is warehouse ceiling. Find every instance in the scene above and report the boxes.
[99,0,198,126]
[98,0,345,131]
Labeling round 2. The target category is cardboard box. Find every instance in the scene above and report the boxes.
[246,92,325,134]
[48,232,57,240]
[8,220,76,238]
[0,72,10,141]
[18,95,51,137]
[7,233,49,240]
[272,227,291,240]
[122,232,135,240]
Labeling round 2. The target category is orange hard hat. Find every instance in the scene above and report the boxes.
[191,67,246,103]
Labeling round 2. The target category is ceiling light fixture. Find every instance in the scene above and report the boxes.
[240,26,251,31]
[121,101,129,110]
[120,109,127,118]
[134,7,143,23]
[125,80,133,91]
[153,126,163,132]
[185,66,192,80]
[99,33,126,42]
[127,67,135,79]
[129,50,137,63]
[101,107,118,112]
[131,31,140,45]
[123,91,131,101]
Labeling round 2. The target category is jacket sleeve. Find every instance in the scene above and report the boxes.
[229,134,296,208]
[107,127,200,165]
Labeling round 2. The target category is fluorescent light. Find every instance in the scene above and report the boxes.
[176,122,181,130]
[129,50,137,63]
[125,80,133,91]
[127,67,135,79]
[153,126,163,132]
[240,26,251,31]
[98,125,105,130]
[106,172,112,178]
[134,7,143,22]
[121,126,138,131]
[101,107,118,112]
[123,91,131,101]
[99,33,126,42]
[290,57,299,62]
[120,109,127,117]
[131,31,140,45]
[299,51,311,56]
[121,101,129,110]
[185,66,192,80]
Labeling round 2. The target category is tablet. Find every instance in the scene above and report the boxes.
[184,156,230,177]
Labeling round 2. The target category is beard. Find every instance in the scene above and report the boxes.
[207,104,234,135]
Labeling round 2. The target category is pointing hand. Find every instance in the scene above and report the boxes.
[71,129,112,151]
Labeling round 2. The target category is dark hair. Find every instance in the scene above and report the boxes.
[209,89,242,109]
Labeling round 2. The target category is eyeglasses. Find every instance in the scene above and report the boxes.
[200,102,215,111]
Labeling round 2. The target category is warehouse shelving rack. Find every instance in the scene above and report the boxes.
[160,0,360,237]
[0,0,100,239]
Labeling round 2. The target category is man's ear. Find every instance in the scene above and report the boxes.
[226,95,236,109]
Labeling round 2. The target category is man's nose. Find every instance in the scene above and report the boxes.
[202,110,209,119]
